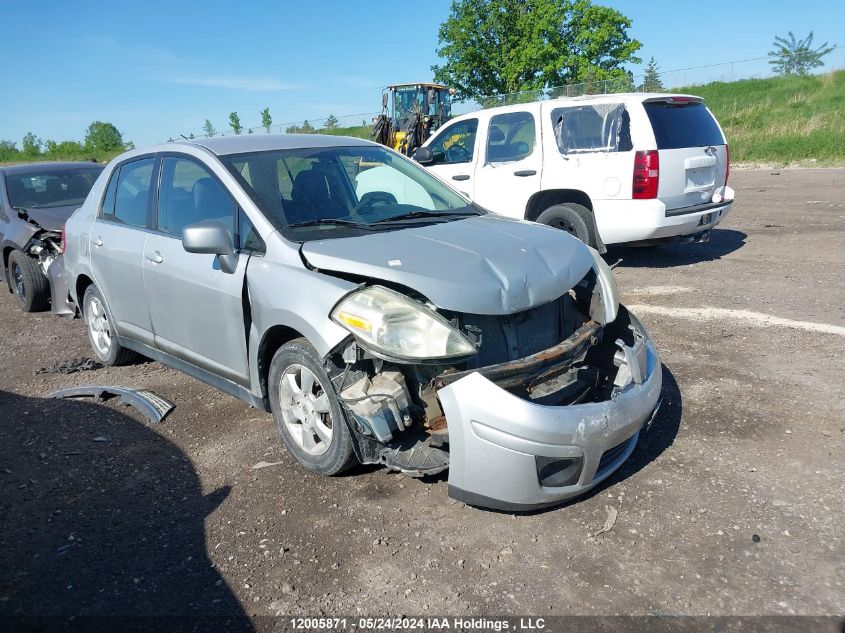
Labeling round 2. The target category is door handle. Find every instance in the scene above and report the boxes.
[91,237,103,247]
[514,170,537,177]
[452,174,470,181]
[145,251,164,264]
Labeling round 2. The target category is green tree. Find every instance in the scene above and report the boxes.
[641,56,664,92]
[323,114,340,130]
[22,132,42,156]
[229,112,243,135]
[768,31,835,76]
[286,120,315,134]
[188,133,195,140]
[432,0,641,99]
[84,121,125,152]
[202,119,216,138]
[261,107,273,133]
[45,140,85,157]
[0,140,19,161]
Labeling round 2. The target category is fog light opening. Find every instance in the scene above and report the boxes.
[535,456,583,488]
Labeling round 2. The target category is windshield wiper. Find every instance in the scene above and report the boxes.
[286,218,377,230]
[372,209,480,224]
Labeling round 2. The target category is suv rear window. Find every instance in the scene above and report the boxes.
[644,101,724,149]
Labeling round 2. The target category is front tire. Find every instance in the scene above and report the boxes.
[82,285,136,366]
[537,203,599,249]
[268,338,357,476]
[8,250,50,312]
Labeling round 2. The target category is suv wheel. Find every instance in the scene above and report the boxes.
[8,250,50,312]
[537,203,599,249]
[269,338,358,476]
[82,285,136,366]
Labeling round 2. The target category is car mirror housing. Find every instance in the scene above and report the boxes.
[413,146,435,165]
[182,220,238,274]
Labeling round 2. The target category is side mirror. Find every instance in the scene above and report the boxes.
[182,220,238,274]
[413,146,435,165]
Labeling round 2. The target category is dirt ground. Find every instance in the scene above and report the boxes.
[0,168,843,626]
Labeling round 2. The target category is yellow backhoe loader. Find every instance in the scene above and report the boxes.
[371,83,455,156]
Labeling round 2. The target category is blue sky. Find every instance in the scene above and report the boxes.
[2,0,842,147]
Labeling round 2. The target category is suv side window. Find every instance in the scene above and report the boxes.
[111,158,155,227]
[428,118,478,164]
[486,111,536,162]
[550,104,631,155]
[158,157,236,236]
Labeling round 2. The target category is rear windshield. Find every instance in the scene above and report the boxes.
[4,166,102,209]
[643,101,724,149]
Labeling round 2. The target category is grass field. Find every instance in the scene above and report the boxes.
[4,71,842,166]
[676,70,844,164]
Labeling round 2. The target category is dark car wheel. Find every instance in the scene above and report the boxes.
[537,203,599,249]
[82,285,136,366]
[268,338,358,476]
[7,250,50,312]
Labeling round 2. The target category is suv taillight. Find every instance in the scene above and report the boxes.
[724,144,730,187]
[633,150,659,199]
[60,224,67,254]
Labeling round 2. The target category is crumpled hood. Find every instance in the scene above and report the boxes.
[17,205,78,231]
[301,215,595,315]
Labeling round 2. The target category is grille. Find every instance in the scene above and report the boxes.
[459,293,581,369]
[594,434,638,479]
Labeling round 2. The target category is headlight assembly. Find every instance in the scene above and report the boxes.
[331,285,477,361]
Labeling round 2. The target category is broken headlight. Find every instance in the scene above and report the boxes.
[331,285,477,361]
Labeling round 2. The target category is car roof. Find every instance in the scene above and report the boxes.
[181,133,376,155]
[448,92,704,121]
[0,161,104,175]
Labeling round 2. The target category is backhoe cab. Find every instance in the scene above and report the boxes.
[371,83,455,156]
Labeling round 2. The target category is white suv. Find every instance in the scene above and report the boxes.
[414,93,734,250]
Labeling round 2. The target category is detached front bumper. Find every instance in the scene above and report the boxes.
[438,312,662,511]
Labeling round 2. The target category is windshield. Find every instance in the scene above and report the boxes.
[4,166,102,209]
[221,145,478,240]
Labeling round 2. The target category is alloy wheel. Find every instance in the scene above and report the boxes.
[278,364,334,456]
[12,262,25,300]
[87,295,112,356]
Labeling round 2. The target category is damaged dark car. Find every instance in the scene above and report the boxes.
[1,162,103,312]
[61,136,661,511]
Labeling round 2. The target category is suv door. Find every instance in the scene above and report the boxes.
[423,117,479,198]
[472,109,542,217]
[90,156,155,344]
[142,155,253,384]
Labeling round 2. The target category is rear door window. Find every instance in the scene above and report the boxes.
[550,103,631,154]
[643,101,724,149]
[486,111,536,162]
[111,158,155,228]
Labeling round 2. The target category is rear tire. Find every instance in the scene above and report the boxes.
[8,250,50,312]
[268,338,357,476]
[82,285,136,366]
[537,203,599,249]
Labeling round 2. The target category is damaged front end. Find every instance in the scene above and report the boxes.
[325,250,661,510]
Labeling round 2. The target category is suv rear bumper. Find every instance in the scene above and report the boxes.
[593,198,732,245]
[438,311,662,511]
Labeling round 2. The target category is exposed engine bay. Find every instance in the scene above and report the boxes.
[324,264,648,478]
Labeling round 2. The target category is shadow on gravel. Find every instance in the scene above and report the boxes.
[609,228,747,268]
[0,390,252,631]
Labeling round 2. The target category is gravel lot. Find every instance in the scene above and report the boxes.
[1,168,843,626]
